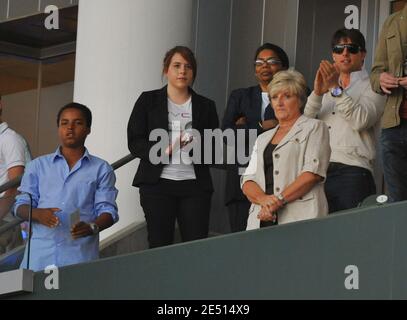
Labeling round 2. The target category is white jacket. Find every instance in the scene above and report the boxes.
[304,69,385,173]
[241,115,331,230]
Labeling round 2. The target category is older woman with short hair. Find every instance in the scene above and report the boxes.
[241,70,331,229]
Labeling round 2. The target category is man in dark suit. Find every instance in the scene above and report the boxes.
[221,43,289,232]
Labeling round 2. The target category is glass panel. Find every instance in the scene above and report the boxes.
[0,53,76,158]
[0,53,40,157]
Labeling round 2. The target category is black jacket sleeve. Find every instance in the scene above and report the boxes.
[127,92,156,162]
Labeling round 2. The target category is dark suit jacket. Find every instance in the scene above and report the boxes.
[222,85,268,133]
[127,86,219,193]
[221,85,274,205]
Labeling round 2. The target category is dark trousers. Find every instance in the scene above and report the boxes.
[380,120,407,202]
[325,162,376,214]
[140,179,212,248]
[227,199,251,232]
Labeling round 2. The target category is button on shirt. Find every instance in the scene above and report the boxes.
[14,147,118,271]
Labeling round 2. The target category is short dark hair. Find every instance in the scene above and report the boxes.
[254,43,290,69]
[57,102,92,128]
[163,46,197,82]
[331,28,366,52]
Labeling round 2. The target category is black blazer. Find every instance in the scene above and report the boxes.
[221,85,273,204]
[127,86,219,193]
[222,85,268,133]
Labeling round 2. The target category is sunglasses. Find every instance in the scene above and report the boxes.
[254,58,282,67]
[332,44,362,54]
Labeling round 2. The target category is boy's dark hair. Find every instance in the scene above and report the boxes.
[331,28,366,52]
[254,43,290,69]
[57,102,92,128]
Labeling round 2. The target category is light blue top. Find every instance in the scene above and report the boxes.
[14,147,119,272]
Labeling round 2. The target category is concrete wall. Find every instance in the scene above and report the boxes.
[192,0,232,233]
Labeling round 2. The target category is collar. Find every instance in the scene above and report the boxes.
[349,69,368,83]
[0,122,9,135]
[339,69,368,89]
[260,115,308,152]
[274,115,309,150]
[160,85,196,97]
[255,85,262,94]
[52,146,90,162]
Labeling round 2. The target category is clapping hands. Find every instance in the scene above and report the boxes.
[314,60,340,96]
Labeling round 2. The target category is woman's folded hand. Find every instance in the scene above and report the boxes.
[258,205,278,222]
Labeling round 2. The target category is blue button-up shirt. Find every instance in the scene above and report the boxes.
[14,147,118,271]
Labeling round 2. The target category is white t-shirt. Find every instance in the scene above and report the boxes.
[0,122,32,221]
[160,98,196,181]
[261,92,270,121]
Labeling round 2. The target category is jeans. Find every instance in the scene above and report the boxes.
[325,162,376,213]
[380,120,407,202]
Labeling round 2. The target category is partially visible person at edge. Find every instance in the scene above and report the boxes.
[14,103,118,272]
[127,46,219,248]
[370,3,407,202]
[0,94,32,255]
[241,69,331,229]
[304,28,385,213]
[221,43,289,232]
